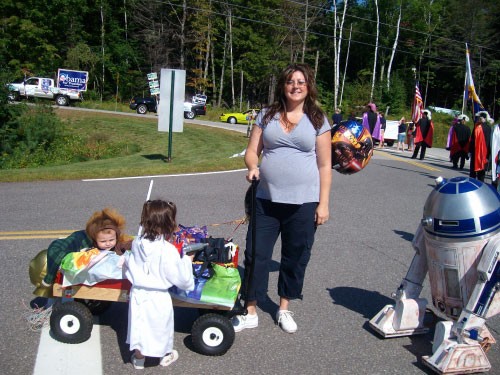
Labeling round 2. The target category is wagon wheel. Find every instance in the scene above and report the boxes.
[50,301,93,344]
[191,313,235,356]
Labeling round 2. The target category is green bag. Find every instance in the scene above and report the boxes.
[199,264,241,307]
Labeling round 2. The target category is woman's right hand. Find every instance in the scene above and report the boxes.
[246,168,259,183]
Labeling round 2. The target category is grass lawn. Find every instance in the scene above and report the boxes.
[0,110,249,182]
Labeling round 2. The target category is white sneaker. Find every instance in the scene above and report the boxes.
[232,313,258,332]
[131,353,145,370]
[276,310,297,333]
[160,350,179,367]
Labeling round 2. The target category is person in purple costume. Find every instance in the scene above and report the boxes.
[362,103,381,141]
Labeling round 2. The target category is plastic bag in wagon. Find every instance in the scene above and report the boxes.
[169,263,241,308]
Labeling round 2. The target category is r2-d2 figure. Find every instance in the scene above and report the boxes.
[370,177,500,374]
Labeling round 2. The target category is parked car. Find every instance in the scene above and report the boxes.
[129,96,206,118]
[428,106,461,117]
[129,97,157,114]
[184,102,207,119]
[220,109,260,124]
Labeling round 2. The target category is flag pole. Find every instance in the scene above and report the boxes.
[468,44,475,122]
[462,71,467,115]
[411,67,417,122]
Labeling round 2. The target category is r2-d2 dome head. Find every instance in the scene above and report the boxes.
[421,177,500,241]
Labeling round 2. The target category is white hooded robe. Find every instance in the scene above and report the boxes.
[125,236,194,357]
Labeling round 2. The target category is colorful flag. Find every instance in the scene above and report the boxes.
[464,43,485,120]
[411,80,423,123]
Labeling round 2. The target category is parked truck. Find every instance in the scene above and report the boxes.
[8,77,82,106]
[8,70,88,106]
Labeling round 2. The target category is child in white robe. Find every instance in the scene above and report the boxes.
[125,200,195,370]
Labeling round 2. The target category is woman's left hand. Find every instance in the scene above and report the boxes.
[315,204,329,225]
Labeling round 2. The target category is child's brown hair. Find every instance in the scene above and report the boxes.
[140,200,177,241]
[86,207,132,252]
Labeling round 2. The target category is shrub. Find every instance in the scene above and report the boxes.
[0,98,140,169]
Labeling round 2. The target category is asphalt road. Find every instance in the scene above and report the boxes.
[1,120,499,374]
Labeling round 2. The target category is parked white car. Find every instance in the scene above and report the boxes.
[428,106,460,117]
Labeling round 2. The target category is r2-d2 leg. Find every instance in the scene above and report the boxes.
[369,225,429,337]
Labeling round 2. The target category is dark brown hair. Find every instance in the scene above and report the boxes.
[140,200,177,241]
[262,63,325,130]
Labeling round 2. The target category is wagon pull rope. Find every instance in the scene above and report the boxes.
[137,179,154,237]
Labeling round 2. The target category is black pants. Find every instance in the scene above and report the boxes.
[469,158,487,182]
[451,151,467,169]
[412,142,427,160]
[242,198,317,302]
[470,170,486,181]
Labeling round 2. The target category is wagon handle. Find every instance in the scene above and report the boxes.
[243,178,258,311]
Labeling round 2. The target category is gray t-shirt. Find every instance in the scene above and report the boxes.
[256,109,331,204]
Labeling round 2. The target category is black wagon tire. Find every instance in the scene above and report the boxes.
[227,116,237,124]
[55,95,69,106]
[75,299,112,315]
[137,104,148,114]
[198,308,228,317]
[191,313,235,356]
[50,301,93,344]
[386,140,394,147]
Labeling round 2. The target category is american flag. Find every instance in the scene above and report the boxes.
[411,80,423,123]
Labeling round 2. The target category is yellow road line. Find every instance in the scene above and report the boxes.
[0,230,77,240]
[0,235,69,240]
[0,230,77,235]
[375,150,441,172]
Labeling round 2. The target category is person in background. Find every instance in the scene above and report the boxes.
[378,112,386,149]
[396,116,407,152]
[469,111,493,181]
[247,108,258,138]
[332,108,343,126]
[411,109,433,160]
[362,103,381,141]
[449,114,471,170]
[406,121,415,151]
[491,118,500,189]
[234,63,331,334]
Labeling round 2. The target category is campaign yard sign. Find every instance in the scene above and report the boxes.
[57,69,88,91]
[41,78,51,93]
